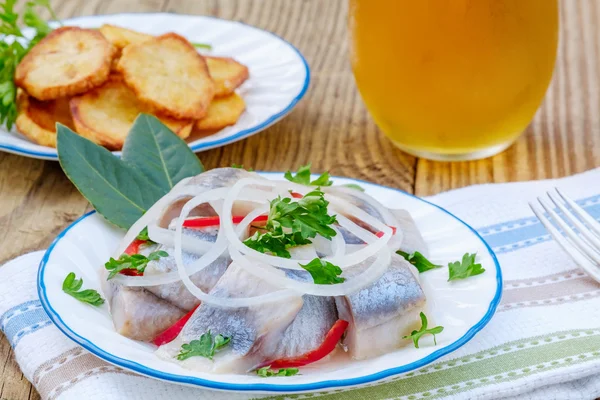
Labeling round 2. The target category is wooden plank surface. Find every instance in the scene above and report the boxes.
[1,0,599,398]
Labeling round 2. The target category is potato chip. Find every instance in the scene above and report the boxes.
[15,27,115,100]
[195,93,246,131]
[70,76,193,150]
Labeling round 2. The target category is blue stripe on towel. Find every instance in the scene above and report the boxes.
[0,300,51,347]
[476,194,600,254]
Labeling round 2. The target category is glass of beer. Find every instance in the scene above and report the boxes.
[349,0,559,161]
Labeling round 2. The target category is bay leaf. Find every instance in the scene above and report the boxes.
[121,114,204,194]
[57,124,164,229]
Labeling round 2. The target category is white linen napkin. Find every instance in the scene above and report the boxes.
[2,168,600,400]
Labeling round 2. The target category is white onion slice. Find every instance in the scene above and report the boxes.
[231,246,392,296]
[174,190,300,308]
[112,177,195,258]
[326,185,403,248]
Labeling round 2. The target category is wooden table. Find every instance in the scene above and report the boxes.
[1,0,599,398]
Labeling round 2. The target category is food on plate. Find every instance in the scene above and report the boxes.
[98,24,153,50]
[205,57,250,97]
[70,76,193,150]
[15,27,115,101]
[195,93,246,131]
[15,92,74,148]
[117,33,215,120]
[98,165,434,374]
[6,7,250,150]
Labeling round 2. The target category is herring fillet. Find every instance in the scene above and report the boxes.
[336,255,426,359]
[104,168,262,341]
[266,270,339,362]
[329,188,429,359]
[156,263,304,373]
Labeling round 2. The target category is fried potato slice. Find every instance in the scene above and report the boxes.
[15,27,115,101]
[205,56,250,97]
[98,24,153,50]
[15,91,74,148]
[117,33,215,120]
[70,76,193,150]
[195,93,246,131]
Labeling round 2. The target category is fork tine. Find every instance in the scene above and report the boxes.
[529,202,600,282]
[547,190,600,249]
[555,188,600,237]
[538,196,600,264]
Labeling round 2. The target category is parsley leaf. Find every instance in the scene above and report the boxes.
[191,42,212,50]
[397,250,442,273]
[177,331,230,361]
[448,253,485,281]
[300,258,345,285]
[231,164,253,171]
[0,0,58,129]
[243,189,337,258]
[62,272,104,307]
[342,183,365,192]
[135,226,153,242]
[402,312,444,348]
[256,366,300,377]
[284,164,333,187]
[104,250,168,280]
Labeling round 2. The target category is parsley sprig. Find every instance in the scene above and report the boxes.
[62,272,104,306]
[135,226,154,242]
[243,189,337,258]
[397,250,442,273]
[256,366,300,377]
[448,253,485,281]
[177,331,230,361]
[0,0,58,129]
[284,164,333,187]
[403,312,444,348]
[300,258,345,285]
[104,250,168,280]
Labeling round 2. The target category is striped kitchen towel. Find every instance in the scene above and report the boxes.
[2,168,600,400]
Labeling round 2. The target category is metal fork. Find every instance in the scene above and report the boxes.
[529,188,600,283]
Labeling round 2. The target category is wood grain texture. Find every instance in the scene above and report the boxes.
[0,0,598,398]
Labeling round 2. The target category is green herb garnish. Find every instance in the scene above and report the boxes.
[448,253,485,281]
[62,272,104,306]
[136,226,152,242]
[243,189,337,258]
[104,250,168,280]
[284,164,333,187]
[397,250,442,273]
[0,0,58,129]
[177,331,230,361]
[191,42,212,50]
[299,258,345,285]
[231,164,253,171]
[402,312,444,348]
[256,366,300,377]
[341,183,365,192]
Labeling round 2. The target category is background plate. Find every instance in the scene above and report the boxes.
[0,13,310,160]
[38,174,502,393]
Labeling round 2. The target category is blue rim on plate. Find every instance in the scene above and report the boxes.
[1,13,311,161]
[37,176,503,393]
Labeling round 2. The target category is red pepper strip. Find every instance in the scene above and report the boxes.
[259,319,349,369]
[124,239,147,255]
[182,215,269,228]
[375,226,397,238]
[290,192,303,199]
[152,305,200,346]
[119,239,148,276]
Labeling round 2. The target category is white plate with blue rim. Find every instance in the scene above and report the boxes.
[37,173,502,394]
[0,13,310,161]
